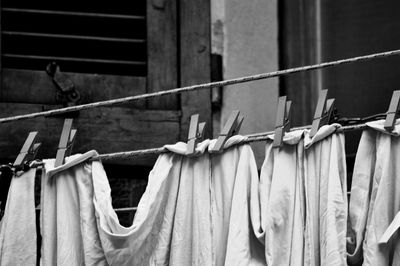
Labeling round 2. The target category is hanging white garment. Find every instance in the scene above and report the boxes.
[94,136,265,266]
[0,168,37,266]
[94,140,213,266]
[258,130,305,266]
[303,125,347,266]
[257,124,347,266]
[40,151,108,266]
[209,136,265,266]
[347,119,400,266]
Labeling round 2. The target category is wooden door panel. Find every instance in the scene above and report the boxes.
[179,0,212,139]
[1,69,147,108]
[0,103,181,166]
[146,0,178,110]
[0,0,212,167]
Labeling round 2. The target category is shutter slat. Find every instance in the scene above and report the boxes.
[1,2,147,76]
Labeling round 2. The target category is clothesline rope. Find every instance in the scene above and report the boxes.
[1,49,400,124]
[94,123,368,161]
[28,123,368,214]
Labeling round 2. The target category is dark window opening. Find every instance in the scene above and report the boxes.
[2,0,147,76]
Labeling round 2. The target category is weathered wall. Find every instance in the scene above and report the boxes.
[212,0,279,167]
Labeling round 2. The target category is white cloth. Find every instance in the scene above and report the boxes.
[0,169,37,266]
[41,151,107,266]
[94,145,213,265]
[94,135,265,265]
[347,119,400,265]
[208,138,265,266]
[258,124,347,266]
[259,130,305,266]
[303,127,347,266]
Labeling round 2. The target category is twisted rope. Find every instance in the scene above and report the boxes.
[1,49,400,123]
[95,123,369,161]
[29,123,370,214]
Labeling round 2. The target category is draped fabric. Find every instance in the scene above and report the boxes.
[38,136,263,265]
[0,124,352,266]
[93,147,213,266]
[41,151,108,266]
[347,119,400,266]
[304,128,347,266]
[0,169,37,266]
[259,130,305,266]
[257,124,347,266]
[95,136,264,265]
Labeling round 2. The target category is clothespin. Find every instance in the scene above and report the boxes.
[309,90,335,138]
[55,119,77,167]
[273,96,292,148]
[186,114,207,156]
[13,132,41,170]
[384,90,400,131]
[210,110,244,153]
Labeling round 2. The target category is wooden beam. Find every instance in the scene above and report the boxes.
[0,103,181,166]
[179,0,212,139]
[1,69,146,108]
[146,0,178,109]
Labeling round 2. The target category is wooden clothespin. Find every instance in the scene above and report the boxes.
[210,110,244,153]
[309,90,335,138]
[273,96,292,148]
[55,119,77,167]
[384,90,400,131]
[13,131,41,170]
[186,114,207,156]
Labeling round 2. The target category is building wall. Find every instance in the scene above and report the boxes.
[212,0,279,167]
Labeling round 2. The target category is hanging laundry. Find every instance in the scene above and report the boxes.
[208,136,265,266]
[303,124,347,266]
[40,151,107,266]
[257,129,305,266]
[347,119,400,266]
[93,140,213,266]
[257,124,347,266]
[0,168,37,266]
[94,136,265,265]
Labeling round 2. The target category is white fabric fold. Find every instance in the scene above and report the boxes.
[163,134,247,156]
[94,148,213,265]
[41,151,108,266]
[347,119,400,265]
[94,135,264,265]
[266,123,341,148]
[46,150,98,178]
[259,130,305,266]
[304,130,347,266]
[259,125,347,266]
[304,123,342,148]
[0,169,37,266]
[210,143,265,266]
[366,118,400,136]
